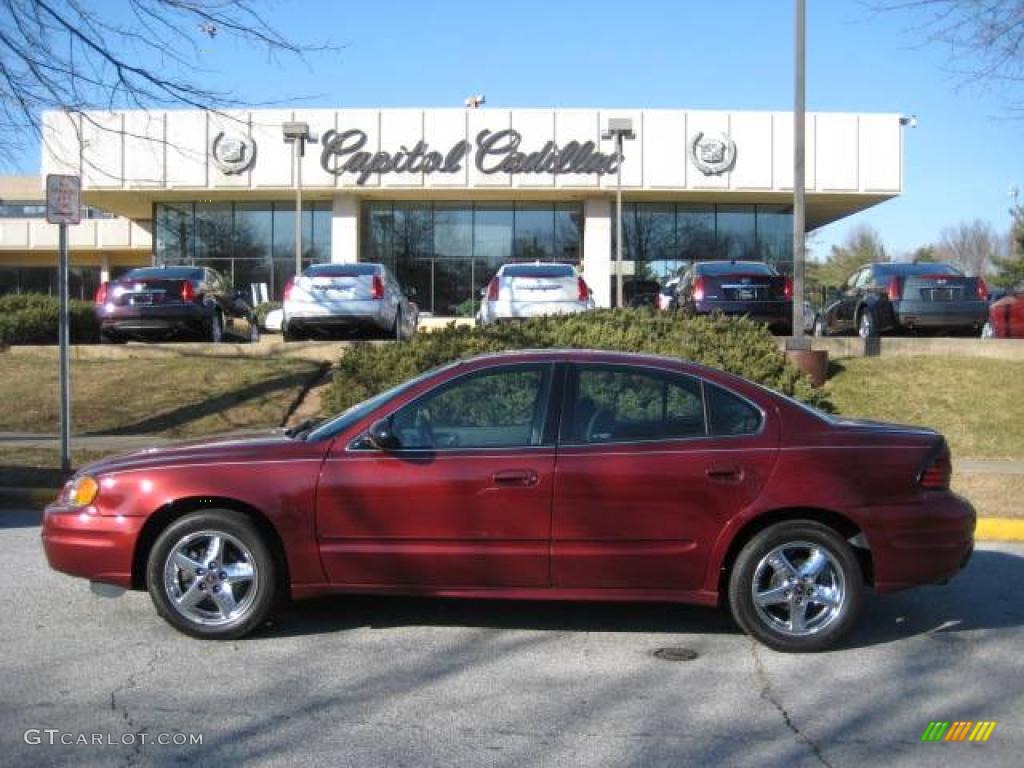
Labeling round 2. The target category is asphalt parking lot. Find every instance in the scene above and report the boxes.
[1,506,1021,768]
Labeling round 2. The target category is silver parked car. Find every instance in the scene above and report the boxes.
[282,263,418,341]
[477,263,595,326]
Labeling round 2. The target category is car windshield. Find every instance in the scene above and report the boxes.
[502,265,575,279]
[304,361,462,441]
[696,262,776,276]
[124,266,204,280]
[873,263,961,278]
[305,264,380,277]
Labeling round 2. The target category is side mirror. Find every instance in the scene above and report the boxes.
[366,418,401,451]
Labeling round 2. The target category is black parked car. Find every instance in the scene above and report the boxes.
[95,265,253,343]
[813,263,989,338]
[674,260,792,333]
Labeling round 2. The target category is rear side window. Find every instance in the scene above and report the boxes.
[706,384,762,436]
[502,265,575,279]
[568,366,706,443]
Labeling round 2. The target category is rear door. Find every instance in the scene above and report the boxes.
[552,364,778,591]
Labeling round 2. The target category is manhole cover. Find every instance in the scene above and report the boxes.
[653,647,699,662]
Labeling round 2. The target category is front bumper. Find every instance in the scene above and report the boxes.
[861,493,976,593]
[41,504,146,589]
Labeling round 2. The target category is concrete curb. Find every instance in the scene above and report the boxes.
[3,486,1023,542]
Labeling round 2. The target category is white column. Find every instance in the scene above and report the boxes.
[331,194,359,263]
[583,197,612,308]
[100,253,110,283]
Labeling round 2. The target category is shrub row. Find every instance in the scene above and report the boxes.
[0,293,100,346]
[323,310,830,414]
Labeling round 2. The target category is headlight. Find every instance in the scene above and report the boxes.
[66,475,99,507]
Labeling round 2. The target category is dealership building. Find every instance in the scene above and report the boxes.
[0,107,903,314]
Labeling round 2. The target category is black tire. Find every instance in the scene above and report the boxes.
[856,308,877,339]
[146,509,278,640]
[392,308,403,341]
[283,322,301,342]
[209,311,224,343]
[728,520,863,653]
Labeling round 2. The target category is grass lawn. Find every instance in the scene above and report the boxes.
[0,354,325,438]
[826,357,1024,460]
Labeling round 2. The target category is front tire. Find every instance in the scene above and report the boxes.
[813,316,828,337]
[728,520,863,652]
[146,510,278,640]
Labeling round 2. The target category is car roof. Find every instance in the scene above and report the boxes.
[456,348,725,379]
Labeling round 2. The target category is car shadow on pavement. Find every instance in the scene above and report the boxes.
[262,595,738,640]
[261,549,1024,648]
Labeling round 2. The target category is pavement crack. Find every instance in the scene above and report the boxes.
[751,641,836,768]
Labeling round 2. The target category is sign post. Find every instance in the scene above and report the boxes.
[45,174,81,476]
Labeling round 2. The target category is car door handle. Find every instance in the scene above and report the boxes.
[492,469,539,487]
[705,466,743,483]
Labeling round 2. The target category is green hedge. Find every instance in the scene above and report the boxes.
[324,310,830,414]
[0,293,100,346]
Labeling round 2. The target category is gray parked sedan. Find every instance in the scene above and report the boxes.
[282,263,418,341]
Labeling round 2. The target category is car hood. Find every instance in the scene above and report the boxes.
[76,429,324,477]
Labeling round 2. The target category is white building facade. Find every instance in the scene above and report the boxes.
[39,107,903,314]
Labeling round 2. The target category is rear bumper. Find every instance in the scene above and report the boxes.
[40,504,146,589]
[284,299,389,329]
[481,300,592,323]
[97,303,208,334]
[860,493,976,593]
[892,301,988,330]
[693,300,792,327]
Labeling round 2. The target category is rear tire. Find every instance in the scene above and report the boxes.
[813,316,827,337]
[283,322,301,342]
[728,520,863,652]
[981,320,995,339]
[146,509,278,640]
[857,308,877,339]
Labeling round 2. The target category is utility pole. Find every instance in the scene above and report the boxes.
[792,0,807,340]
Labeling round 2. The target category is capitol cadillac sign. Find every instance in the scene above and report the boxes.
[211,126,738,184]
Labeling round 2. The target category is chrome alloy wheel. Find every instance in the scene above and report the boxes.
[751,541,846,637]
[162,530,258,627]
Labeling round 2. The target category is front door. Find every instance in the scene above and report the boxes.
[552,364,777,591]
[316,363,557,588]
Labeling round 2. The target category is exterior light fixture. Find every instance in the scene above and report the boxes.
[602,118,636,309]
[282,122,319,280]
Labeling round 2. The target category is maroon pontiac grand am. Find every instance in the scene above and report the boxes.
[42,350,974,652]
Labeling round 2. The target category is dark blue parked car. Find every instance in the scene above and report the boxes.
[673,260,793,334]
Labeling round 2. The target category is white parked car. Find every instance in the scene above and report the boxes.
[282,263,418,341]
[477,263,595,326]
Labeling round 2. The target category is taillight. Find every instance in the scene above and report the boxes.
[283,278,294,301]
[486,278,500,301]
[577,277,590,302]
[887,276,902,301]
[371,274,385,300]
[976,276,988,300]
[181,280,195,302]
[919,444,952,490]
[783,277,793,299]
[693,277,706,302]
[94,283,107,305]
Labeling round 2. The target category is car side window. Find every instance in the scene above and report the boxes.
[706,384,762,436]
[568,366,705,444]
[391,365,551,449]
[854,268,873,290]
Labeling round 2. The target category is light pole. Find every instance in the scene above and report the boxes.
[602,118,635,308]
[283,122,318,280]
[792,0,806,341]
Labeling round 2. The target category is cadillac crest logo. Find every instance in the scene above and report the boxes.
[211,131,257,175]
[688,131,736,176]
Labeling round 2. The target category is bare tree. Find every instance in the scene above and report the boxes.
[936,219,1005,274]
[871,1,1024,111]
[0,0,326,166]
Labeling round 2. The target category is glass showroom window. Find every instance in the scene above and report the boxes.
[360,201,583,317]
[154,201,331,301]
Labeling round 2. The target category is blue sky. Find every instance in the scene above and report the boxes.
[15,0,1024,259]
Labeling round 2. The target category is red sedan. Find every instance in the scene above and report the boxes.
[984,289,1024,338]
[42,350,974,652]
